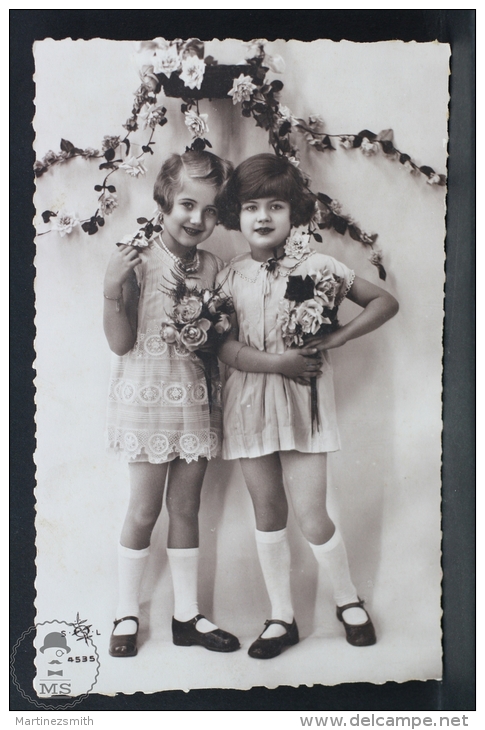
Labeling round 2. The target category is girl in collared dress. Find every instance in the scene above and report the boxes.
[217,154,398,658]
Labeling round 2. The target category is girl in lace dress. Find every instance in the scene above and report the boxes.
[217,154,398,659]
[104,150,239,657]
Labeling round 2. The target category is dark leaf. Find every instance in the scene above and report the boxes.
[204,55,216,65]
[145,222,154,237]
[279,121,291,137]
[191,137,206,152]
[99,162,113,170]
[104,148,115,162]
[352,136,363,148]
[317,192,332,205]
[419,165,435,176]
[137,217,148,224]
[348,224,362,242]
[153,225,162,233]
[438,174,447,186]
[358,129,377,140]
[253,103,267,113]
[161,107,167,114]
[332,216,348,235]
[107,185,116,193]
[312,232,323,242]
[159,117,168,126]
[94,184,103,192]
[241,108,252,118]
[399,153,411,164]
[122,138,130,155]
[41,210,56,223]
[377,264,387,281]
[60,138,75,153]
[279,138,291,153]
[271,79,284,92]
[380,140,396,155]
[72,147,84,155]
[97,216,105,226]
[181,104,188,113]
[203,138,212,148]
[82,220,97,235]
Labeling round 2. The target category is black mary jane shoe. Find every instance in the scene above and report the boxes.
[336,598,376,647]
[172,614,240,653]
[109,616,139,657]
[248,618,299,659]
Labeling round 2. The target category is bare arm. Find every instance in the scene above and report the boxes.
[308,275,399,351]
[218,314,322,379]
[103,245,141,355]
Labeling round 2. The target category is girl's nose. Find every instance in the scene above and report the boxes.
[189,208,203,226]
[257,207,270,222]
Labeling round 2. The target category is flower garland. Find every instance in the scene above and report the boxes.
[35,38,446,280]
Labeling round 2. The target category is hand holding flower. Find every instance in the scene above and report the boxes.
[278,346,322,379]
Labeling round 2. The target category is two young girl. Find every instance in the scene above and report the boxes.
[104,150,398,660]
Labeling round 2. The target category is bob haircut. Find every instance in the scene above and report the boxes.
[153,150,233,214]
[218,153,316,230]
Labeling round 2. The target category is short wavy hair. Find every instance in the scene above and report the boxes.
[218,153,316,230]
[153,150,233,214]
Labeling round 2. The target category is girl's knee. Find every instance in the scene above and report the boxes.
[166,494,201,521]
[298,510,335,544]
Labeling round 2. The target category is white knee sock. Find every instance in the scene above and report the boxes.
[113,544,150,635]
[255,528,294,638]
[166,547,217,633]
[309,529,367,626]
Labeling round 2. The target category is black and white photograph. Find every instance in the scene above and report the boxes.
[29,33,450,697]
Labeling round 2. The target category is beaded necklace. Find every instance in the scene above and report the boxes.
[157,234,200,275]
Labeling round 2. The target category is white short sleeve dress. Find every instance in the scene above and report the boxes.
[216,250,355,460]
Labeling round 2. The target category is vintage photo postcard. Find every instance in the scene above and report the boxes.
[29,37,449,699]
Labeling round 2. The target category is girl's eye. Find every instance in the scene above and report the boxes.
[181,202,193,210]
[243,204,256,212]
[205,208,217,217]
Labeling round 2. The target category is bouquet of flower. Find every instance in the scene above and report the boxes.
[160,271,233,409]
[279,268,342,432]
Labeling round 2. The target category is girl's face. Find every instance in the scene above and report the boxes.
[162,176,218,257]
[239,197,292,261]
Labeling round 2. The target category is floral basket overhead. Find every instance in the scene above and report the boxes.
[35,37,446,281]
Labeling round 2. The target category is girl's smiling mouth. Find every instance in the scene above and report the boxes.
[255,227,274,235]
[183,226,203,236]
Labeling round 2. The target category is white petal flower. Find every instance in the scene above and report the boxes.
[284,230,311,259]
[179,55,206,90]
[184,110,209,138]
[360,137,379,156]
[53,212,79,237]
[152,43,181,76]
[227,74,257,104]
[119,156,147,178]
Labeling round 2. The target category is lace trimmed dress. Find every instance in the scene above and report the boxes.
[216,250,355,461]
[106,239,223,464]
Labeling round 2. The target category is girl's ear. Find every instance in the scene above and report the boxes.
[156,209,164,229]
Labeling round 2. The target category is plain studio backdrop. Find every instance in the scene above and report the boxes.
[33,38,448,693]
